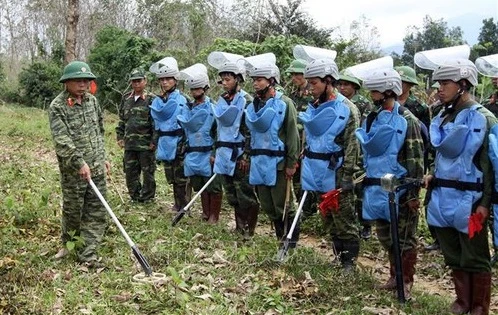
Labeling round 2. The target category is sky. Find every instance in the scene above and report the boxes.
[301,0,498,49]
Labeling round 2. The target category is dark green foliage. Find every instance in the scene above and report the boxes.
[18,61,62,109]
[88,26,158,112]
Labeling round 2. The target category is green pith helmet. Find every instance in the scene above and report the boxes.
[59,61,96,83]
[286,59,308,74]
[395,65,419,85]
[338,71,361,89]
[129,68,146,81]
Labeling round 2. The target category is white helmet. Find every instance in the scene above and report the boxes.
[180,63,210,89]
[432,59,478,86]
[218,61,246,81]
[156,64,180,79]
[363,68,402,96]
[303,58,339,80]
[248,63,281,84]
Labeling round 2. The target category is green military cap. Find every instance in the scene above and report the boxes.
[431,81,440,89]
[338,70,361,89]
[59,61,96,83]
[129,68,146,81]
[286,59,308,74]
[395,66,419,85]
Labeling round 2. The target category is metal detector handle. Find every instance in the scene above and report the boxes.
[89,179,135,248]
[388,190,405,303]
[172,173,217,226]
[285,190,308,240]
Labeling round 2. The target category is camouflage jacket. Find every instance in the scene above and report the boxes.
[402,92,430,129]
[350,93,373,124]
[287,83,313,144]
[48,91,106,175]
[116,90,157,151]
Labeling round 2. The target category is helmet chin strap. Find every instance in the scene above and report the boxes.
[256,84,271,98]
[162,84,176,95]
[442,85,465,115]
[373,92,389,107]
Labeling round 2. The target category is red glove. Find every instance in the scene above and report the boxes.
[468,212,483,239]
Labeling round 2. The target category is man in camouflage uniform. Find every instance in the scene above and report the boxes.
[395,66,430,128]
[285,59,317,220]
[245,61,300,246]
[483,76,498,116]
[301,59,361,272]
[49,61,109,267]
[338,71,373,240]
[357,68,424,298]
[116,69,157,203]
[150,60,190,212]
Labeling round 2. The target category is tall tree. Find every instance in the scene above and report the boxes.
[401,15,465,67]
[64,0,79,64]
[472,18,498,58]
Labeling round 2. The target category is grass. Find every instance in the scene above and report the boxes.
[0,103,482,314]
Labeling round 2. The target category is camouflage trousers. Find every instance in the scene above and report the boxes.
[375,200,418,252]
[123,150,156,202]
[190,174,223,194]
[60,171,108,262]
[293,165,318,219]
[257,170,295,221]
[222,162,259,209]
[435,225,491,272]
[163,157,190,210]
[322,189,360,241]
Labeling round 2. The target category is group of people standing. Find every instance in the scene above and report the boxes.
[48,46,498,314]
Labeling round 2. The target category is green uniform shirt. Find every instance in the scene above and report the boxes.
[48,91,106,174]
[116,90,156,151]
[482,91,498,117]
[402,92,430,128]
[350,93,373,124]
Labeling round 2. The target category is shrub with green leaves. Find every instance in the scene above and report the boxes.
[18,61,62,109]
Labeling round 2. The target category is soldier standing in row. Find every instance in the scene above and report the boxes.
[285,58,317,220]
[177,65,223,224]
[245,60,300,246]
[425,59,497,315]
[116,69,157,203]
[210,57,260,238]
[150,59,190,212]
[357,68,424,298]
[483,76,498,116]
[300,58,361,271]
[395,66,430,128]
[338,71,373,240]
[50,61,110,267]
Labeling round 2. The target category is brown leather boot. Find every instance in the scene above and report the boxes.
[200,191,210,221]
[401,249,417,299]
[207,192,223,224]
[377,253,396,290]
[470,272,491,315]
[245,204,260,236]
[450,270,471,315]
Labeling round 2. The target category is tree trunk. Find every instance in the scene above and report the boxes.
[64,0,79,64]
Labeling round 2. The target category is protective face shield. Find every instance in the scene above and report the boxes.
[179,63,210,89]
[363,68,403,96]
[432,59,478,87]
[414,45,471,70]
[243,53,280,84]
[303,58,339,81]
[207,51,246,81]
[150,57,180,79]
[293,45,337,62]
[343,56,394,81]
[476,53,498,78]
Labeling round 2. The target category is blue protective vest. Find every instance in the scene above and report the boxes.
[299,94,350,192]
[150,90,186,161]
[212,90,247,176]
[427,105,486,234]
[355,102,408,221]
[177,97,215,177]
[488,124,498,246]
[245,91,286,186]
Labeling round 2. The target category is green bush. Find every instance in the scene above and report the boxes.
[18,61,61,109]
